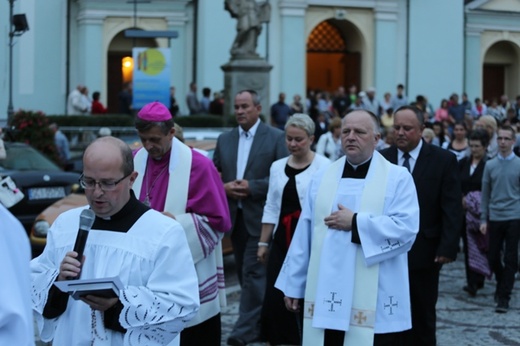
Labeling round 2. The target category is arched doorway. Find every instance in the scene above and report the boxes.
[483,40,520,104]
[306,19,362,94]
[106,31,157,113]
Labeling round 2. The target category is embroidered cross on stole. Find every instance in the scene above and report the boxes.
[303,152,391,346]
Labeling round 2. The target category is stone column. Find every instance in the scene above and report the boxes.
[221,58,273,123]
[374,1,399,95]
[464,26,483,100]
[77,11,104,94]
[167,11,190,115]
[279,1,308,105]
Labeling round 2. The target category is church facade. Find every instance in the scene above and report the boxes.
[0,0,519,119]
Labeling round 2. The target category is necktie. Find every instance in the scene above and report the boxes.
[403,152,411,172]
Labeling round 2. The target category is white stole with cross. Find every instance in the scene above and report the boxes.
[303,152,390,345]
[134,138,227,335]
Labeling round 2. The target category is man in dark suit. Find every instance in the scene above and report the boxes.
[380,105,462,346]
[213,89,289,346]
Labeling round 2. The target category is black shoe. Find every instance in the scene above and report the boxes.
[227,336,246,346]
[463,285,477,297]
[495,300,509,313]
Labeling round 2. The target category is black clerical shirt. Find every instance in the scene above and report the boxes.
[42,190,150,333]
[341,157,371,179]
[340,157,372,244]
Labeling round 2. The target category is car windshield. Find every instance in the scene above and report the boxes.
[0,144,61,172]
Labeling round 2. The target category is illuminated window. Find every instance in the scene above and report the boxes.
[307,21,346,53]
[122,56,133,83]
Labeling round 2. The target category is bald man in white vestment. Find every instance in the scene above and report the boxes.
[30,137,199,346]
[276,110,419,346]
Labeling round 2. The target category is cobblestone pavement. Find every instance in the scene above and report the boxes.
[221,254,520,346]
[35,253,520,345]
[437,256,520,346]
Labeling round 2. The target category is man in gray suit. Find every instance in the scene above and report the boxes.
[214,89,288,346]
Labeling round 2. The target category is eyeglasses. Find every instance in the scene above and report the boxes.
[79,173,130,191]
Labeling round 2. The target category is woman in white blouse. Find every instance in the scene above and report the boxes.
[257,113,330,345]
[315,116,343,161]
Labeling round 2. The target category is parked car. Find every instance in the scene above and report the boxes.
[31,138,232,255]
[64,129,222,173]
[1,142,80,233]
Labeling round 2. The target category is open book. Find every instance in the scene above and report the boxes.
[54,276,124,301]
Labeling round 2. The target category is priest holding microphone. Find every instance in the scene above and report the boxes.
[30,136,199,346]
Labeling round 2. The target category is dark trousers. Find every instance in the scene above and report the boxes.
[180,313,221,346]
[324,329,405,346]
[487,219,520,301]
[402,265,441,346]
[229,209,266,343]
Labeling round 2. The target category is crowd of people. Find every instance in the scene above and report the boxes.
[185,82,225,116]
[2,84,520,346]
[66,84,109,116]
[65,82,133,116]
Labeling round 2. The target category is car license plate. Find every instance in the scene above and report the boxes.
[28,187,66,200]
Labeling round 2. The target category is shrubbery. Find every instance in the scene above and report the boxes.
[46,114,238,128]
[9,110,60,165]
[5,111,265,164]
[46,114,135,127]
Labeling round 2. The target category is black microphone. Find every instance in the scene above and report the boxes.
[69,208,95,280]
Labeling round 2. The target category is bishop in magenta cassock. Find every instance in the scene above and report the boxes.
[133,102,231,346]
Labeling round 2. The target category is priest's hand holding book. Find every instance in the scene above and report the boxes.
[79,294,119,312]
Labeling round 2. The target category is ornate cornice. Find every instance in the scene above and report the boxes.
[307,0,375,8]
[166,12,189,27]
[374,0,399,21]
[77,10,106,26]
[279,0,308,16]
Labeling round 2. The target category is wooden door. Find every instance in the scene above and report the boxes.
[483,64,505,103]
[107,53,127,113]
[307,52,345,92]
[306,52,361,93]
[343,52,361,90]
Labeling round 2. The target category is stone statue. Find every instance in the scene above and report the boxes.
[225,0,271,58]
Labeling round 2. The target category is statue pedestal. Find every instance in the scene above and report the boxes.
[221,58,273,122]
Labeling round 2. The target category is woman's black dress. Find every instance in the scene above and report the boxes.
[261,164,308,345]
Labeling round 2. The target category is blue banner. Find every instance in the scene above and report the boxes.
[132,47,171,110]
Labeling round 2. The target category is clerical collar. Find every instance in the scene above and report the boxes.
[151,148,171,162]
[91,190,150,232]
[342,157,372,179]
